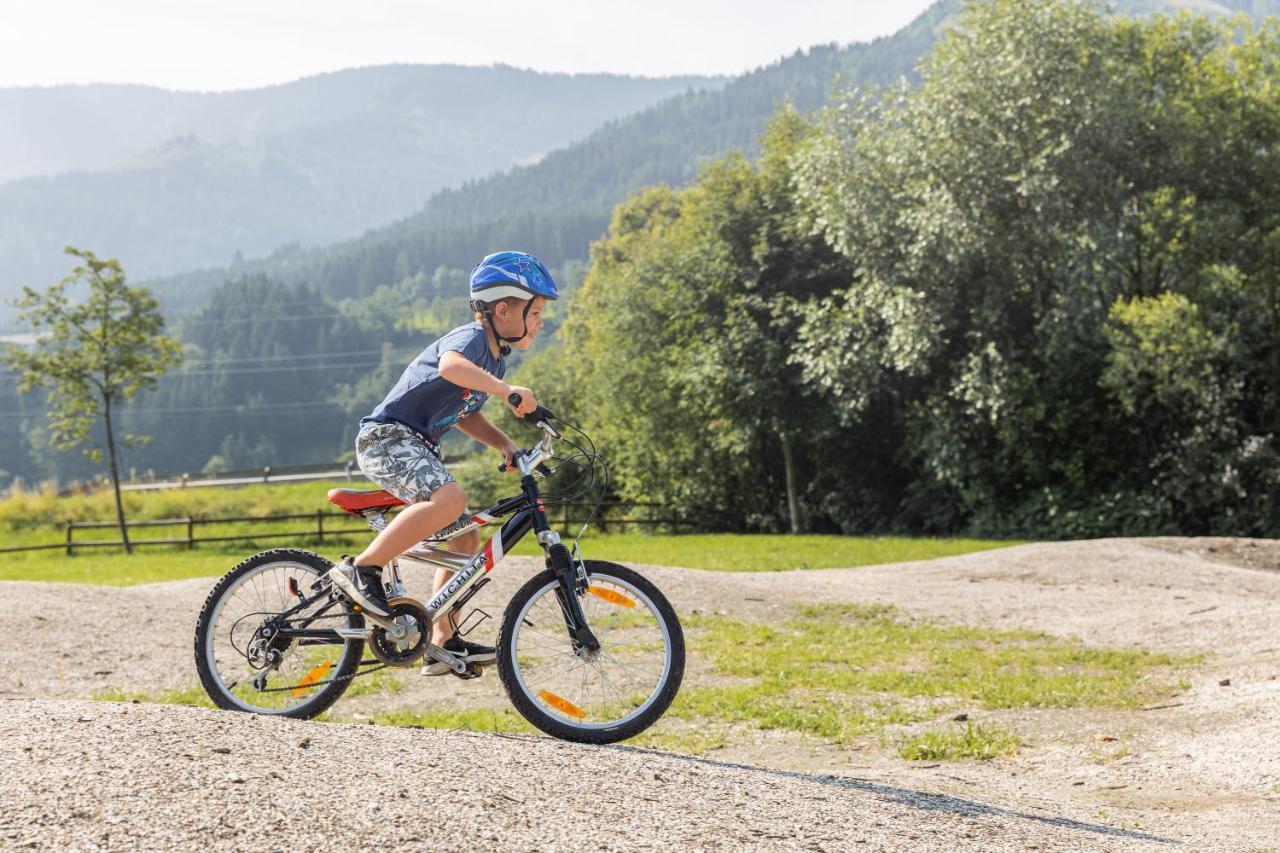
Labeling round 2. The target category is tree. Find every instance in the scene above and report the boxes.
[4,247,181,553]
[791,0,1280,535]
[539,109,857,533]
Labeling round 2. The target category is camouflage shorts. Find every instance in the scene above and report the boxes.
[355,422,470,534]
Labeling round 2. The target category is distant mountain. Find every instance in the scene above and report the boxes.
[0,65,722,301]
[148,0,1279,311]
[143,2,959,311]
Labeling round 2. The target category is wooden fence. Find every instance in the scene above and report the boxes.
[0,501,696,555]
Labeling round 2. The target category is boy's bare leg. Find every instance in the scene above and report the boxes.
[430,527,482,645]
[354,482,467,567]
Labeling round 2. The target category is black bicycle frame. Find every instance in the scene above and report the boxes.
[273,471,599,650]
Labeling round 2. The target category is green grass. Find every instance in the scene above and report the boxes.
[364,707,533,733]
[2,533,1018,585]
[664,603,1197,751]
[896,722,1022,761]
[510,532,1021,572]
[0,548,258,585]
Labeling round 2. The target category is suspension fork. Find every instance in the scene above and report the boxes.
[524,474,600,652]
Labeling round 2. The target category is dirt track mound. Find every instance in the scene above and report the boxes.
[0,698,1171,851]
[4,539,1280,849]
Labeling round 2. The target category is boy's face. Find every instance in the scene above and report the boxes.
[493,296,547,350]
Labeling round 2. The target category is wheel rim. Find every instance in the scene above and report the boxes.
[510,572,673,731]
[204,560,358,714]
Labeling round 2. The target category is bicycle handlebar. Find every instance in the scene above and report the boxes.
[498,458,554,475]
[499,393,562,473]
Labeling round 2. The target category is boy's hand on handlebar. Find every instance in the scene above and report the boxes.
[499,440,520,474]
[504,385,538,417]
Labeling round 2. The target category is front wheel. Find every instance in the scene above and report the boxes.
[497,560,684,743]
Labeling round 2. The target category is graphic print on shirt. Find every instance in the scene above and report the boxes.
[429,390,488,434]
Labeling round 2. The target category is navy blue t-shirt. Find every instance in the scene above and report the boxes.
[362,322,505,444]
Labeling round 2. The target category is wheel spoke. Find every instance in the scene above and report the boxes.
[204,558,357,714]
[509,570,678,733]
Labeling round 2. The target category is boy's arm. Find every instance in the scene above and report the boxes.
[439,350,537,416]
[455,411,520,469]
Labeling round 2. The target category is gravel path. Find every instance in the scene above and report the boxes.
[0,698,1174,851]
[3,538,1280,849]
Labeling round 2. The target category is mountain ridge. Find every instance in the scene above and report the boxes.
[0,65,725,301]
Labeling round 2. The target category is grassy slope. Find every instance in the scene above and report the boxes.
[0,478,1019,583]
[0,533,1019,585]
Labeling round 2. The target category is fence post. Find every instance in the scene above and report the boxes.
[65,522,73,556]
[317,509,324,543]
[187,518,195,550]
[345,460,353,481]
[263,466,271,483]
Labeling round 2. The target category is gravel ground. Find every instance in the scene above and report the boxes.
[2,538,1280,850]
[0,698,1175,851]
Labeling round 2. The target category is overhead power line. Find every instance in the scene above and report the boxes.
[0,400,350,422]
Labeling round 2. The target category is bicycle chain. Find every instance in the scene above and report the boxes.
[250,659,388,694]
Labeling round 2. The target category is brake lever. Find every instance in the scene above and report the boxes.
[507,392,562,439]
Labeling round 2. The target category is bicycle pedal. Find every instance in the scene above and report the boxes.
[449,663,484,680]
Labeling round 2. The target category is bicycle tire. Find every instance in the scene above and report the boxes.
[194,548,362,719]
[496,560,684,744]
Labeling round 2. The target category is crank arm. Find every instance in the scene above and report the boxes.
[362,612,398,631]
[421,643,467,674]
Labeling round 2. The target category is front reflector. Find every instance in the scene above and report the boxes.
[588,586,636,608]
[538,690,586,718]
[291,660,333,696]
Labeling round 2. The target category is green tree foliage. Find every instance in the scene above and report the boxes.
[3,248,181,550]
[537,0,1280,537]
[791,0,1280,535]
[536,109,860,532]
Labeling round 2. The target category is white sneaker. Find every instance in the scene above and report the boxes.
[421,636,497,676]
[325,557,391,617]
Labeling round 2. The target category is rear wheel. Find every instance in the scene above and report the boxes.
[497,560,684,743]
[194,549,362,718]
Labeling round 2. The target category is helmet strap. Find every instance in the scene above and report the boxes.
[473,300,526,356]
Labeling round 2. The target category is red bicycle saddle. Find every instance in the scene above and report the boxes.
[326,488,406,513]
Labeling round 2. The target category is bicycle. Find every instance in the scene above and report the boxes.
[193,399,685,744]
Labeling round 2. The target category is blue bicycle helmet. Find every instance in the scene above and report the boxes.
[469,251,559,303]
[468,251,558,355]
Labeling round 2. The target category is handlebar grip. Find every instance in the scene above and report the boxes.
[507,393,555,427]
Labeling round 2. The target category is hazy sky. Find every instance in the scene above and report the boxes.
[3,0,938,91]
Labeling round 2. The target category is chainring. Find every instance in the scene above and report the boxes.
[367,597,431,667]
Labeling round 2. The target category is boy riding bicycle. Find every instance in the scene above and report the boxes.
[325,251,557,675]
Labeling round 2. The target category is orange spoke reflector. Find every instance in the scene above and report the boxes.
[538,690,586,718]
[588,586,636,608]
[291,660,333,696]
